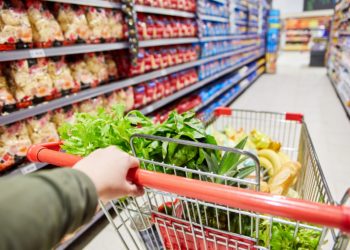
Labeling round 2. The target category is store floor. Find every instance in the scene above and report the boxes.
[83,51,350,250]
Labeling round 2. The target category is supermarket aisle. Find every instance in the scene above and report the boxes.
[233,51,350,202]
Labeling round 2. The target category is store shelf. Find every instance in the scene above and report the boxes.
[56,203,113,250]
[204,69,264,123]
[194,63,262,112]
[338,30,350,36]
[0,38,202,62]
[0,45,261,126]
[45,0,121,8]
[141,52,264,114]
[198,14,229,23]
[328,74,350,119]
[236,20,248,26]
[210,0,227,4]
[199,34,259,42]
[139,38,198,47]
[235,4,248,11]
[0,42,128,62]
[134,5,195,18]
[222,70,263,106]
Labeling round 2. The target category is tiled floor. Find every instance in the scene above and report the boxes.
[232,51,350,202]
[84,51,350,249]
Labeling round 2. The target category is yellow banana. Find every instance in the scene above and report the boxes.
[258,149,282,172]
[278,151,291,164]
[259,156,274,176]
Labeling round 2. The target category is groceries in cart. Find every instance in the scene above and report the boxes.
[53,105,333,250]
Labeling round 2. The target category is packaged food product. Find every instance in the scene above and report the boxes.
[84,53,109,84]
[106,9,123,41]
[145,80,156,103]
[53,105,78,127]
[55,4,91,43]
[69,58,98,89]
[78,96,105,114]
[27,0,64,47]
[8,58,55,107]
[0,0,33,49]
[124,87,134,111]
[86,6,110,43]
[0,66,16,113]
[47,56,77,96]
[133,84,147,108]
[155,77,165,100]
[0,122,32,171]
[26,113,59,144]
[104,54,119,81]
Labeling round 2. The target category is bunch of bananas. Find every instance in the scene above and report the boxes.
[207,126,302,198]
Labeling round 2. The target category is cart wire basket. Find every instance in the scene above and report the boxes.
[27,107,350,250]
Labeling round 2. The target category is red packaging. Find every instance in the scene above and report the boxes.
[155,16,165,39]
[130,50,146,76]
[137,14,148,40]
[163,19,172,38]
[169,73,179,92]
[163,76,172,96]
[160,48,169,68]
[133,84,147,108]
[146,15,156,39]
[144,49,153,72]
[152,49,162,70]
[176,47,184,64]
[155,78,165,100]
[169,47,178,65]
[171,18,179,37]
[145,80,157,103]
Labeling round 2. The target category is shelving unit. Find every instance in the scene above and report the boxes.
[283,16,331,51]
[327,0,350,118]
[141,52,264,114]
[0,0,269,248]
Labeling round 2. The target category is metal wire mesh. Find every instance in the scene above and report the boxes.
[98,109,338,250]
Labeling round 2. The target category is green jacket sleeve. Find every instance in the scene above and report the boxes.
[0,168,98,250]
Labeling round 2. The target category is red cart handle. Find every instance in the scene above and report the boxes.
[27,143,350,234]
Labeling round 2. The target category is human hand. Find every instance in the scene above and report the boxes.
[73,146,144,201]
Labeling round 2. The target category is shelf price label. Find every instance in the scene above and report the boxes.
[21,163,38,175]
[29,49,46,58]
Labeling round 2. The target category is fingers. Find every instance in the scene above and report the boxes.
[125,182,144,197]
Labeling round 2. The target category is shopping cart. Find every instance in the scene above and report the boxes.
[27,107,350,250]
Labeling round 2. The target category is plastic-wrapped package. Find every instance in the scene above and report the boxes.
[104,54,119,81]
[0,66,16,113]
[84,53,109,84]
[55,4,91,44]
[133,84,147,108]
[145,80,156,103]
[106,9,123,41]
[78,96,105,114]
[124,86,134,111]
[47,56,78,96]
[0,122,32,171]
[26,113,59,144]
[27,0,64,47]
[52,104,78,127]
[8,58,55,107]
[69,58,98,89]
[0,0,32,49]
[86,6,110,43]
